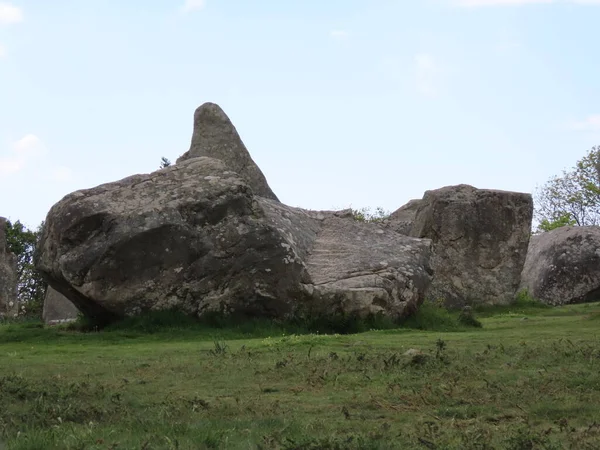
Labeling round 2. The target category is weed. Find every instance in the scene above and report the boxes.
[382,353,401,370]
[209,340,229,356]
[458,306,483,328]
[400,301,478,331]
[474,289,550,317]
[435,338,446,356]
[503,426,559,450]
[351,206,390,223]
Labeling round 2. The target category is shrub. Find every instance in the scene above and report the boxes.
[458,306,483,328]
[351,206,390,223]
[400,301,483,331]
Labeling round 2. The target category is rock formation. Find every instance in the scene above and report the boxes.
[387,199,422,235]
[35,103,432,325]
[520,226,600,305]
[43,286,80,325]
[0,217,18,318]
[409,184,533,307]
[176,103,279,201]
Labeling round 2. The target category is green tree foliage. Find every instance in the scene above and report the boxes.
[534,146,600,231]
[537,213,577,232]
[352,206,390,223]
[5,220,47,317]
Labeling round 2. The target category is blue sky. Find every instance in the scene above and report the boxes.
[1,0,599,229]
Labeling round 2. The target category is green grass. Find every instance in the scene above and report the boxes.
[1,302,600,449]
[0,305,479,346]
[472,289,551,318]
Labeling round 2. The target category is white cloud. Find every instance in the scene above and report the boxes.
[14,134,44,153]
[415,53,439,97]
[454,0,600,6]
[0,134,46,175]
[0,2,23,24]
[570,115,600,132]
[1,135,74,184]
[330,30,349,40]
[181,0,206,13]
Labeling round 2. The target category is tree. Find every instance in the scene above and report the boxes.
[537,213,576,232]
[534,146,600,231]
[160,157,171,169]
[352,206,390,223]
[4,220,47,317]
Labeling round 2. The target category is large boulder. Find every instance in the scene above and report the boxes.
[35,106,432,326]
[520,226,600,305]
[0,217,18,318]
[43,286,80,325]
[176,102,279,201]
[409,184,533,307]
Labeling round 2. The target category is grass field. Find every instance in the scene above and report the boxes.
[1,301,599,449]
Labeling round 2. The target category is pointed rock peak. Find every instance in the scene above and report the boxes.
[193,102,232,125]
[176,102,279,201]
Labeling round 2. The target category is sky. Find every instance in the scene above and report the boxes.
[1,0,599,229]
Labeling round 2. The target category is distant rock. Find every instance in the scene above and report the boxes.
[0,217,18,318]
[403,348,422,357]
[43,286,79,325]
[176,102,279,201]
[35,104,432,326]
[520,226,600,305]
[387,199,422,235]
[410,184,533,307]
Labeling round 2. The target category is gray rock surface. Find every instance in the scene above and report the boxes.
[0,217,18,318]
[409,184,533,307]
[299,208,432,318]
[176,102,279,201]
[36,130,432,325]
[387,199,422,235]
[43,286,80,325]
[520,226,600,305]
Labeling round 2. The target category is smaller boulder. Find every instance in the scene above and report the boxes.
[387,199,422,235]
[403,348,422,357]
[43,287,80,325]
[409,184,533,307]
[520,226,600,305]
